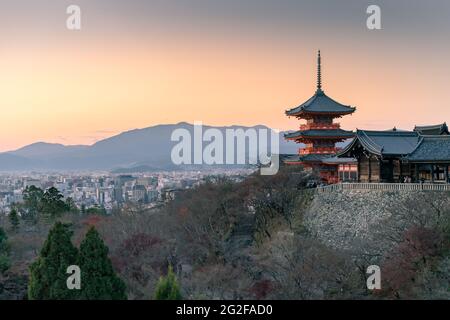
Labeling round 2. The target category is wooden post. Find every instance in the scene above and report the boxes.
[445,165,449,184]
[399,160,403,182]
[357,158,361,182]
[415,164,419,182]
[431,165,435,183]
[368,156,372,183]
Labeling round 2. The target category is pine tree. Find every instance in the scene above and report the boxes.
[78,227,127,300]
[154,265,182,300]
[22,185,44,223]
[0,227,10,274]
[9,208,20,232]
[28,222,79,300]
[41,187,67,219]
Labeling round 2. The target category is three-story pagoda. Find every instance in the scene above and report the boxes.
[284,51,356,183]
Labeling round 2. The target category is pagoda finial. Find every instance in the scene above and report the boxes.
[317,50,323,93]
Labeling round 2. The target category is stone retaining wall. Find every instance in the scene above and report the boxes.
[303,189,448,257]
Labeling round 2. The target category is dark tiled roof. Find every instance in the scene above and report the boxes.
[286,90,356,116]
[338,130,420,157]
[284,154,334,163]
[414,123,449,135]
[405,135,450,162]
[322,156,357,164]
[284,129,354,140]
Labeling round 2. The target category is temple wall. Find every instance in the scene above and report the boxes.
[358,156,380,182]
[302,189,450,259]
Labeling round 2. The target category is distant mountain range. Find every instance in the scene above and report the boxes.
[0,123,302,172]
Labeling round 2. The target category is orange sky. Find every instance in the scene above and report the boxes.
[1,0,450,151]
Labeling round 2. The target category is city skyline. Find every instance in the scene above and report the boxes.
[2,0,450,151]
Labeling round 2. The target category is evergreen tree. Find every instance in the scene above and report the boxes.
[28,222,78,300]
[0,227,10,274]
[22,185,44,223]
[154,265,182,300]
[78,227,127,300]
[41,187,68,219]
[65,197,79,214]
[9,208,20,232]
[0,227,9,253]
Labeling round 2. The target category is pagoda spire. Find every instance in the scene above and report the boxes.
[316,50,323,93]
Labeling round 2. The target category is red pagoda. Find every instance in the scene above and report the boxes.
[284,51,356,183]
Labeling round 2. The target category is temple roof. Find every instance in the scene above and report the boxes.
[285,90,356,116]
[322,156,357,164]
[338,130,420,157]
[284,154,334,163]
[414,123,449,135]
[285,51,356,117]
[405,135,450,162]
[284,129,354,140]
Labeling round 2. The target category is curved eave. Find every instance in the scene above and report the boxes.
[284,130,354,141]
[358,131,384,155]
[285,135,354,141]
[337,131,383,157]
[403,136,450,162]
[336,137,360,157]
[414,122,448,131]
[285,109,356,117]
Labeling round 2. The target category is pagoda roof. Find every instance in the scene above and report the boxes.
[285,90,356,117]
[285,50,355,117]
[414,123,449,135]
[338,130,420,157]
[284,128,354,140]
[404,135,450,162]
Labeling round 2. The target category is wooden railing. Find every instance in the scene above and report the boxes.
[316,183,450,193]
[299,123,340,130]
[299,147,339,155]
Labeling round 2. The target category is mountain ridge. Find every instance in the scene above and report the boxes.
[0,123,301,171]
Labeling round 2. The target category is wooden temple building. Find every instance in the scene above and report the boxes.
[337,124,450,183]
[284,51,356,183]
[282,51,450,184]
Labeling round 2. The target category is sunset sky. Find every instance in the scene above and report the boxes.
[1,0,450,151]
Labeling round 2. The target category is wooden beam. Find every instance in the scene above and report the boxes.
[399,160,403,182]
[357,157,361,182]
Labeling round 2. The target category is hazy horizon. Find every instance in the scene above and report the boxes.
[2,0,450,151]
[3,121,291,152]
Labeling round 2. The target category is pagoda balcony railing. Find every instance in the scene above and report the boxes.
[299,123,340,131]
[299,147,341,155]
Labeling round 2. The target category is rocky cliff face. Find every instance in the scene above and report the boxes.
[303,189,450,260]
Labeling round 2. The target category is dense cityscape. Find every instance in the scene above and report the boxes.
[0,169,254,214]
